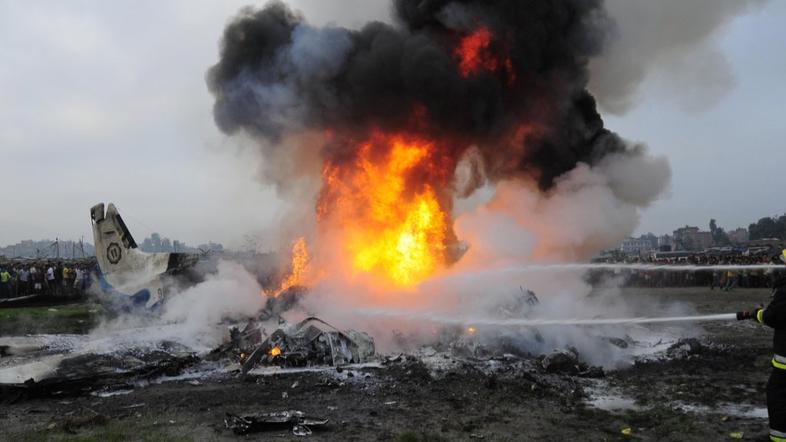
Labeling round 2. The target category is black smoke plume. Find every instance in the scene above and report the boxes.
[207,0,626,190]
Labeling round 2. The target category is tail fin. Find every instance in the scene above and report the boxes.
[91,203,168,307]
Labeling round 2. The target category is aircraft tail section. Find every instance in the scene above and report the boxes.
[90,203,170,308]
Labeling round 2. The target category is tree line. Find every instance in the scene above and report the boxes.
[749,213,786,241]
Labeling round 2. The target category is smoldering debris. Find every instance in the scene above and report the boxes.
[240,317,375,373]
[207,282,377,373]
[259,285,307,321]
[224,410,328,436]
[666,338,706,359]
[0,343,199,402]
[0,285,672,402]
[0,279,740,442]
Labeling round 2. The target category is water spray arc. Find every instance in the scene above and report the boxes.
[502,263,783,273]
[357,310,739,328]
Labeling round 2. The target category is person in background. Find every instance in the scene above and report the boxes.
[9,265,18,297]
[82,266,91,292]
[31,265,43,294]
[0,268,10,298]
[72,267,82,297]
[17,266,29,296]
[67,265,77,297]
[711,269,721,290]
[724,269,739,291]
[62,265,71,297]
[46,264,56,295]
[54,262,64,295]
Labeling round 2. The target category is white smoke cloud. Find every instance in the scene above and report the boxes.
[83,259,265,354]
[591,0,767,113]
[161,260,265,336]
[454,146,670,262]
[0,261,267,383]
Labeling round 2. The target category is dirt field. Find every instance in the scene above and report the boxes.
[0,287,776,441]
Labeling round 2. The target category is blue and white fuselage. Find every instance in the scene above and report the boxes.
[90,203,198,310]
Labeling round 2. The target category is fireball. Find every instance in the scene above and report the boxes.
[318,132,454,286]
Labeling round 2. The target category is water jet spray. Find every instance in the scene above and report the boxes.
[357,310,739,328]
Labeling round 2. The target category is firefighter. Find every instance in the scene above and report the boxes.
[738,249,786,441]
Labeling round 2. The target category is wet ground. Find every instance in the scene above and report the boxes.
[0,287,776,441]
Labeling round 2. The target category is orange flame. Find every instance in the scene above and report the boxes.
[455,26,515,84]
[269,346,282,357]
[318,132,452,286]
[270,237,310,297]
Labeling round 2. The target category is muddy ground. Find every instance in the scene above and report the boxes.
[0,287,776,441]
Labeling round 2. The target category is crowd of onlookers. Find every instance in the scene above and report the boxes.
[589,253,785,289]
[0,261,95,299]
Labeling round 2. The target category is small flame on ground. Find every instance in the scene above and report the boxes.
[466,326,477,335]
[269,346,282,357]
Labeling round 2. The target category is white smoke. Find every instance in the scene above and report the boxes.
[591,0,768,113]
[454,145,671,262]
[86,259,265,353]
[0,262,266,383]
[160,260,265,336]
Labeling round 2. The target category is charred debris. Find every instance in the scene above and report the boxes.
[0,286,603,389]
[0,285,626,438]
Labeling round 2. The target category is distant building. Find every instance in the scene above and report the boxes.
[673,226,713,251]
[619,237,653,255]
[728,228,749,244]
[139,233,223,254]
[657,234,673,251]
[0,239,95,258]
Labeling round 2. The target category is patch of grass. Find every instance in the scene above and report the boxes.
[11,417,201,442]
[0,303,98,321]
[0,303,103,335]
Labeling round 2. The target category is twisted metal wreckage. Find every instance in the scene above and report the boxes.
[0,203,592,438]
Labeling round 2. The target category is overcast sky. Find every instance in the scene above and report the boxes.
[0,0,784,248]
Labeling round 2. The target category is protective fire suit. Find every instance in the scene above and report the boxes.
[753,275,786,441]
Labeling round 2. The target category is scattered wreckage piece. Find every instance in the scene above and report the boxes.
[495,286,540,318]
[241,317,375,374]
[208,287,308,363]
[0,347,198,402]
[207,319,264,363]
[666,338,705,359]
[259,286,307,321]
[224,410,328,436]
[541,348,581,374]
[540,347,604,377]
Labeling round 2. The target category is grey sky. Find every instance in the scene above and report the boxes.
[0,1,783,248]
